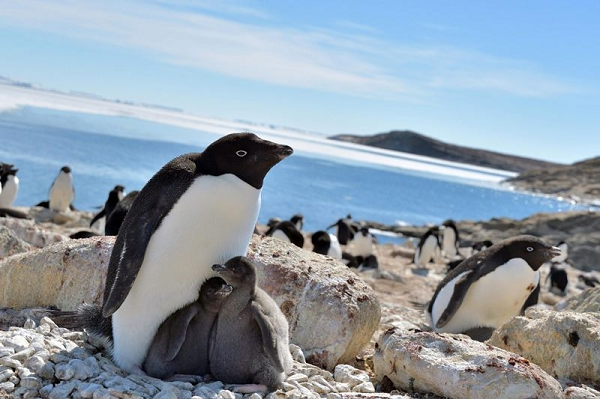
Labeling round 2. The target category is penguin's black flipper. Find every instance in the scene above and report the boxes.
[102,156,197,317]
[164,306,201,362]
[435,270,474,329]
[251,292,286,373]
[90,208,106,227]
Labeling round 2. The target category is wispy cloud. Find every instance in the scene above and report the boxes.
[0,0,579,99]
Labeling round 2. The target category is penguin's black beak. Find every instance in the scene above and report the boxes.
[277,145,293,158]
[545,246,562,260]
[212,264,228,273]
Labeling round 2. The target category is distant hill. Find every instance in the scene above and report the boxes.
[507,156,600,200]
[329,130,561,173]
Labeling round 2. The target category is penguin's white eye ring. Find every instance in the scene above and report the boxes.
[527,246,534,252]
[236,150,247,157]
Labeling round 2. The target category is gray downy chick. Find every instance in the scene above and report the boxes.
[143,277,232,381]
[210,256,293,393]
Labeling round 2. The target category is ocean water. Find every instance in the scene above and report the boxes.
[0,107,583,239]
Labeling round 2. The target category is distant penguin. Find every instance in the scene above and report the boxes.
[267,220,304,248]
[210,257,293,393]
[290,213,304,231]
[552,241,569,263]
[578,273,600,288]
[69,230,101,239]
[49,166,75,212]
[352,227,375,258]
[90,185,125,233]
[426,235,561,341]
[143,277,232,381]
[104,191,139,236]
[311,230,342,259]
[96,133,291,373]
[327,217,355,245]
[472,240,493,254]
[546,265,568,294]
[440,220,459,258]
[0,163,19,207]
[413,227,440,267]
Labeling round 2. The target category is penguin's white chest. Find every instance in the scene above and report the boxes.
[0,175,19,207]
[111,174,261,371]
[431,258,539,333]
[415,235,438,266]
[271,229,291,243]
[352,234,373,257]
[49,173,74,212]
[327,234,342,259]
[442,229,457,257]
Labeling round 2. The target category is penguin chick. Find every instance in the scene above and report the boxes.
[210,256,292,393]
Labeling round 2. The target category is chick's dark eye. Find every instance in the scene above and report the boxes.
[236,150,247,157]
[527,246,534,252]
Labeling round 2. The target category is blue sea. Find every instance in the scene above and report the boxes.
[0,107,584,240]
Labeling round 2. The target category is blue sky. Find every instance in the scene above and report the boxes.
[0,0,598,163]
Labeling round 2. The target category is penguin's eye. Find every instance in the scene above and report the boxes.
[236,150,247,157]
[527,246,534,252]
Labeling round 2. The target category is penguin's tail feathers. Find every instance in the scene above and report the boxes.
[48,303,113,342]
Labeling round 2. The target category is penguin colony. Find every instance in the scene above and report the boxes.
[3,130,595,391]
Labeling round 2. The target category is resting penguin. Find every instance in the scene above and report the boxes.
[143,277,232,381]
[440,219,459,258]
[210,257,293,393]
[0,163,19,207]
[90,185,125,233]
[48,166,75,212]
[98,132,292,373]
[413,227,440,267]
[267,220,304,248]
[311,230,342,259]
[426,235,560,341]
[290,213,304,231]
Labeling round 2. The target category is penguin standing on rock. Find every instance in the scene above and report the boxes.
[210,256,293,393]
[91,133,292,374]
[49,166,75,212]
[426,235,561,341]
[0,163,19,207]
[266,214,304,248]
[327,216,355,245]
[440,219,460,259]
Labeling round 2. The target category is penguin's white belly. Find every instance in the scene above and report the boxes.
[0,176,19,207]
[111,174,260,371]
[49,175,74,212]
[352,235,373,257]
[442,230,457,257]
[432,258,539,333]
[327,234,342,259]
[271,229,291,243]
[416,235,437,266]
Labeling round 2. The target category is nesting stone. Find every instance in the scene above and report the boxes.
[48,380,78,399]
[55,362,76,380]
[77,382,102,398]
[0,355,21,368]
[333,364,370,388]
[24,354,45,373]
[4,335,29,352]
[39,361,55,380]
[11,347,35,362]
[0,347,15,357]
[0,381,15,393]
[20,374,43,389]
[23,318,36,329]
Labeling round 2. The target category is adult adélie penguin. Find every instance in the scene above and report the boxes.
[426,235,560,341]
[101,132,293,374]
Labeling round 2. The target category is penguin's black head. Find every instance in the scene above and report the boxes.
[359,227,370,237]
[311,230,331,255]
[211,256,257,287]
[201,132,293,189]
[61,166,72,174]
[113,185,125,193]
[499,235,561,271]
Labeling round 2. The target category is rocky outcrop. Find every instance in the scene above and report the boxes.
[557,286,600,312]
[0,232,380,372]
[0,237,113,311]
[0,226,32,260]
[489,307,600,385]
[507,156,600,201]
[330,130,560,173]
[373,328,564,399]
[248,235,381,370]
[0,217,68,248]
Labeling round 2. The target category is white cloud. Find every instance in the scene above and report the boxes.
[0,0,579,99]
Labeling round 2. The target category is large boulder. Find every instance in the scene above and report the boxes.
[0,233,380,371]
[488,307,600,385]
[373,328,564,399]
[248,235,381,370]
[0,236,113,310]
[0,225,33,260]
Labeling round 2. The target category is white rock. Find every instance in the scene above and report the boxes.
[0,381,15,393]
[24,354,45,373]
[20,374,43,389]
[217,390,236,399]
[373,328,564,399]
[0,347,15,357]
[333,364,370,388]
[77,382,103,398]
[55,362,76,380]
[49,380,78,399]
[288,344,305,364]
[4,335,29,352]
[351,381,375,393]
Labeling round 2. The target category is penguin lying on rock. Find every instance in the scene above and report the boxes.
[426,235,560,341]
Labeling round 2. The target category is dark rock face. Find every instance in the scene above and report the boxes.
[330,130,561,173]
[507,156,600,200]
